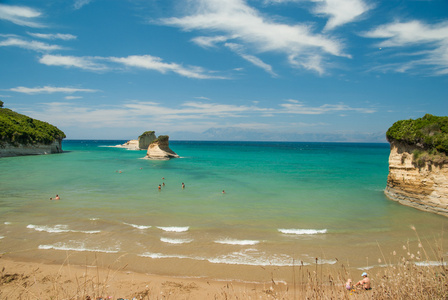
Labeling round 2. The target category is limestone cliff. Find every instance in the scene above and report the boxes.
[0,105,65,157]
[138,131,156,149]
[384,114,448,217]
[145,135,179,160]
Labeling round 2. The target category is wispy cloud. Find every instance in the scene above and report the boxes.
[225,43,278,77]
[263,0,371,30]
[363,20,448,75]
[39,54,108,71]
[0,37,62,52]
[159,0,349,75]
[39,54,226,79]
[27,98,375,133]
[0,4,45,28]
[74,0,93,10]
[279,99,376,114]
[9,86,99,94]
[310,0,372,31]
[109,55,225,79]
[27,32,77,40]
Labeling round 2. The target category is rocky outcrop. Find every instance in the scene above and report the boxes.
[114,132,157,150]
[385,140,448,217]
[0,140,63,157]
[144,135,179,160]
[138,131,156,149]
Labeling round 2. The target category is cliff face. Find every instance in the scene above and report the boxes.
[385,140,448,217]
[138,131,156,150]
[145,136,179,160]
[0,140,63,157]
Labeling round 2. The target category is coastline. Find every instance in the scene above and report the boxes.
[0,255,287,299]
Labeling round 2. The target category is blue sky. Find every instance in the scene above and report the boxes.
[0,0,447,142]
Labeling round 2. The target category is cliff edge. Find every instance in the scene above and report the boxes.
[385,114,448,217]
[145,135,179,160]
[0,102,66,157]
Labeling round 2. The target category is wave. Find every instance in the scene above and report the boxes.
[38,243,119,253]
[124,222,151,230]
[0,236,4,239]
[4,222,11,225]
[157,226,189,232]
[160,237,193,244]
[139,252,194,260]
[27,224,100,234]
[415,261,448,267]
[278,228,327,235]
[215,239,260,246]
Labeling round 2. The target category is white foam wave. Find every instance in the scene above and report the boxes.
[139,252,195,260]
[124,222,151,230]
[4,222,11,225]
[278,228,327,235]
[27,224,100,234]
[215,239,260,246]
[38,243,119,253]
[157,226,189,232]
[415,261,448,267]
[90,218,99,221]
[208,249,299,267]
[0,236,4,239]
[160,237,193,244]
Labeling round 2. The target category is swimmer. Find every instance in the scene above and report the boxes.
[182,182,185,189]
[162,182,165,187]
[50,194,60,200]
[222,190,225,194]
[158,184,161,191]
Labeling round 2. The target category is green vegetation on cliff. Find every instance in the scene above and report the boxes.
[0,106,66,146]
[386,114,448,165]
[151,135,169,144]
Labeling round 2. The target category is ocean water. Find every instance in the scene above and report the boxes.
[0,140,447,281]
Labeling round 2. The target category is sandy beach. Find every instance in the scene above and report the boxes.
[0,255,289,299]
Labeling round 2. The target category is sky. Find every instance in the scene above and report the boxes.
[0,0,447,142]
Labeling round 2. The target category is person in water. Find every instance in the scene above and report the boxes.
[50,194,60,200]
[182,183,185,189]
[355,272,371,290]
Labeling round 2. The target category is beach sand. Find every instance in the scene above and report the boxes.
[0,255,290,299]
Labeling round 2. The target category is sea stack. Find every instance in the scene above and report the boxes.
[384,114,448,217]
[0,101,66,157]
[145,135,179,160]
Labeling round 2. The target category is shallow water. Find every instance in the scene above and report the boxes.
[0,140,446,281]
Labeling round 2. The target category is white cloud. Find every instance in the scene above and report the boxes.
[225,43,278,76]
[9,86,99,94]
[0,37,62,52]
[39,54,225,79]
[311,0,372,31]
[109,55,225,79]
[363,20,448,75]
[192,35,230,48]
[74,0,93,10]
[0,4,44,28]
[65,96,83,100]
[39,54,108,71]
[27,32,77,40]
[279,99,376,114]
[159,0,349,75]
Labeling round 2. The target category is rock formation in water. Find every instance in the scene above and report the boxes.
[385,114,448,217]
[145,135,179,160]
[0,102,65,157]
[138,131,156,149]
[115,131,157,150]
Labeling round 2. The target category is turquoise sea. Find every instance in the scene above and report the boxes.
[0,140,447,281]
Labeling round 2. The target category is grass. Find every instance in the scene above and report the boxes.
[1,228,447,299]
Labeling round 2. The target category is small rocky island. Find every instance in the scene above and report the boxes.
[117,131,179,160]
[0,101,66,157]
[385,114,448,217]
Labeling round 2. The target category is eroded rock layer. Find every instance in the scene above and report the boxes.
[385,141,448,217]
